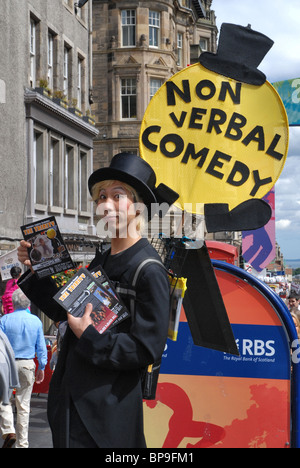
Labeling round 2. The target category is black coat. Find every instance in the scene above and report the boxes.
[19,238,170,448]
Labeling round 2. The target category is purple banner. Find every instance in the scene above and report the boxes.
[242,189,276,273]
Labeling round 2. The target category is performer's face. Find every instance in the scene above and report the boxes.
[96,180,140,238]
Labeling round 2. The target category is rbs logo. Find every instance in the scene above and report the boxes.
[236,339,275,357]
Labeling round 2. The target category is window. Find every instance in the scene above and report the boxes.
[79,151,89,213]
[31,123,92,218]
[65,144,77,211]
[121,10,136,47]
[121,78,137,119]
[150,78,162,100]
[149,11,160,48]
[63,46,70,99]
[30,19,36,87]
[77,57,83,110]
[177,33,183,67]
[33,129,46,206]
[49,136,62,209]
[200,38,208,52]
[48,32,54,89]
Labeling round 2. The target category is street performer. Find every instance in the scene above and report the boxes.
[17,153,178,448]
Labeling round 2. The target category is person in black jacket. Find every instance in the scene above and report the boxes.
[17,153,179,448]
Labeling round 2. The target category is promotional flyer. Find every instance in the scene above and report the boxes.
[20,216,74,279]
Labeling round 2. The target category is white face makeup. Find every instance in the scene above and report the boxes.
[95,181,141,238]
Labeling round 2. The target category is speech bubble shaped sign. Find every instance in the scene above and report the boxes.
[140,63,289,215]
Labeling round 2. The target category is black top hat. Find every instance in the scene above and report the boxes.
[199,23,274,86]
[88,153,179,218]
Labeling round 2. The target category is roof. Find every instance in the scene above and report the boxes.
[192,0,206,18]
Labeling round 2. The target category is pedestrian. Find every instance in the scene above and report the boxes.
[288,292,300,319]
[0,289,47,448]
[17,152,178,448]
[1,266,22,315]
[0,329,19,407]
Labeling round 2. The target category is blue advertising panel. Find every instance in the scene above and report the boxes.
[144,261,300,449]
[273,78,300,126]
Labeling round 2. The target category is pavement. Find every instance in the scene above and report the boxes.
[28,393,53,448]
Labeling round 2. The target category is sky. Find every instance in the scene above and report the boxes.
[212,0,300,260]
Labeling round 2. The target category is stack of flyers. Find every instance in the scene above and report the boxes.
[20,216,74,279]
[90,265,129,327]
[54,268,129,334]
[90,265,117,299]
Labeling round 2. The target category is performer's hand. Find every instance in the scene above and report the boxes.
[17,240,34,272]
[67,303,94,339]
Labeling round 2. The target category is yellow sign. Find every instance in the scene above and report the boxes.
[140,63,289,214]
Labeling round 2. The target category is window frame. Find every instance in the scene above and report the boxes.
[47,32,54,90]
[149,11,160,48]
[177,32,183,67]
[150,78,162,101]
[65,141,78,214]
[121,78,137,120]
[33,125,48,211]
[63,46,70,100]
[200,38,208,52]
[77,57,83,110]
[49,133,64,213]
[30,19,37,87]
[121,9,136,48]
[31,123,93,221]
[78,149,90,216]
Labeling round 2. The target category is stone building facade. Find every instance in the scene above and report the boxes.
[0,0,98,279]
[0,0,217,290]
[91,0,217,169]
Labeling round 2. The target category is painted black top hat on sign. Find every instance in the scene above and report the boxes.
[88,153,179,219]
[200,23,274,86]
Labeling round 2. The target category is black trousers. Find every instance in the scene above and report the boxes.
[68,400,98,448]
